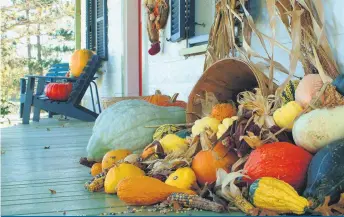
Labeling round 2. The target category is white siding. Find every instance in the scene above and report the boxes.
[80,0,344,105]
[142,0,344,101]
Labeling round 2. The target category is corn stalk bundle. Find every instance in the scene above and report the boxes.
[203,0,246,71]
[274,0,340,80]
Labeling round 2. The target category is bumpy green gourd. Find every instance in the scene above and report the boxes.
[87,100,186,161]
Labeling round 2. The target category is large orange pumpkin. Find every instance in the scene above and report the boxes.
[142,90,171,105]
[191,142,238,185]
[69,49,94,77]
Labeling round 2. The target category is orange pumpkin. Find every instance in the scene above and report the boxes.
[158,93,187,108]
[142,90,171,105]
[191,142,238,185]
[69,49,94,77]
[211,103,237,121]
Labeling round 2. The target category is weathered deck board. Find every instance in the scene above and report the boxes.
[1,118,243,216]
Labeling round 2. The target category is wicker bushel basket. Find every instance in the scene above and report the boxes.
[186,58,275,123]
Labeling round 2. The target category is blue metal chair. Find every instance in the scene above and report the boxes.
[20,55,102,124]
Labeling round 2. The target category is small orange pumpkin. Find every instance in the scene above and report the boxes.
[142,90,171,106]
[90,163,102,176]
[210,103,237,121]
[158,93,187,108]
[191,142,238,185]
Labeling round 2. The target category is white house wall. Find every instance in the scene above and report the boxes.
[80,0,344,106]
[142,0,344,102]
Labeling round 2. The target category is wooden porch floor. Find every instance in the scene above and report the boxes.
[1,118,242,216]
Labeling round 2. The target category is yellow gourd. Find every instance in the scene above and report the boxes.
[159,134,188,154]
[249,177,310,214]
[104,163,145,194]
[69,49,94,77]
[216,116,238,139]
[101,149,132,172]
[191,117,220,136]
[273,101,303,131]
[90,163,102,176]
[165,167,196,190]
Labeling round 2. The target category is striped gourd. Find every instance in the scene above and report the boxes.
[280,80,300,105]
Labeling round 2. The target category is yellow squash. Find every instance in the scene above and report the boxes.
[165,167,196,190]
[273,101,303,131]
[104,163,145,194]
[216,116,238,139]
[69,49,94,77]
[159,134,188,154]
[191,117,220,136]
[101,149,132,172]
[249,177,310,214]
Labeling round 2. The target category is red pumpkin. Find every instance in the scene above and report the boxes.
[44,83,73,101]
[158,93,187,108]
[243,142,312,191]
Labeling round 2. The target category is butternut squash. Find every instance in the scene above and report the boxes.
[117,176,196,205]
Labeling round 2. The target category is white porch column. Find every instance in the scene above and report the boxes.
[122,0,140,96]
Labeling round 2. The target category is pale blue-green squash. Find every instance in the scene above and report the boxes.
[87,100,186,161]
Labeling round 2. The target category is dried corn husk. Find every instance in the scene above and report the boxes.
[274,0,340,80]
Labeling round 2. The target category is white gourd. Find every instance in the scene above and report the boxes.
[292,106,344,153]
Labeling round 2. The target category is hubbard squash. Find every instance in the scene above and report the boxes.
[192,142,238,185]
[303,138,344,209]
[87,100,186,161]
[243,142,312,191]
[293,106,344,153]
[249,177,310,214]
[117,176,196,205]
[69,49,94,77]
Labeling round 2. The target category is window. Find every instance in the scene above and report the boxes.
[170,0,248,49]
[86,0,108,60]
[169,0,215,47]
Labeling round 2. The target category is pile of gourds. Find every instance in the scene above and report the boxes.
[83,74,344,216]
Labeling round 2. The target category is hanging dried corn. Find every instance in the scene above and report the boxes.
[144,0,169,55]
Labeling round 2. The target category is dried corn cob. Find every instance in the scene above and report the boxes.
[85,172,106,192]
[166,193,225,213]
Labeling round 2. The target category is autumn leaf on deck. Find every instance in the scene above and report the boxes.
[49,189,56,194]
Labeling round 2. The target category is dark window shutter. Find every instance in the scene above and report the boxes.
[187,0,195,38]
[86,0,95,50]
[170,0,185,42]
[95,0,108,60]
[170,0,195,42]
